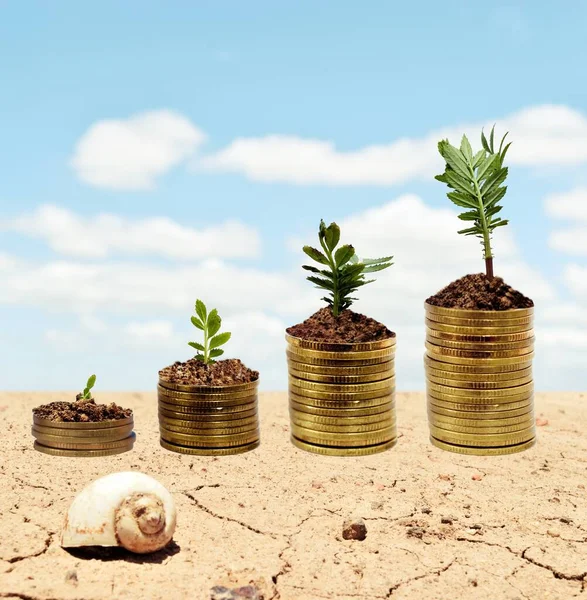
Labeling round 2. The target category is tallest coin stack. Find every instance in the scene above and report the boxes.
[424,304,536,455]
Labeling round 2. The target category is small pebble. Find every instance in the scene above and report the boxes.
[472,473,483,481]
[536,417,549,427]
[438,474,452,481]
[210,587,233,600]
[407,526,425,539]
[233,586,262,600]
[342,518,367,541]
[65,569,78,585]
[547,529,560,538]
[421,507,432,514]
[441,516,457,525]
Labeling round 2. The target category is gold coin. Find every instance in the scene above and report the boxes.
[426,372,532,390]
[428,411,534,428]
[424,354,533,373]
[290,399,394,418]
[289,375,394,393]
[158,406,257,421]
[425,318,534,336]
[160,438,260,455]
[289,407,395,426]
[286,359,394,376]
[426,341,534,359]
[158,378,258,394]
[160,428,259,447]
[429,424,535,446]
[160,422,258,435]
[426,348,534,367]
[289,389,394,408]
[291,416,395,434]
[288,367,393,384]
[32,433,136,450]
[424,304,534,320]
[428,403,533,420]
[291,424,396,447]
[158,414,258,429]
[426,333,535,352]
[32,415,133,429]
[425,364,532,382]
[291,436,397,456]
[157,385,256,402]
[34,439,134,456]
[286,349,391,367]
[285,333,396,352]
[427,396,532,412]
[158,390,257,407]
[31,423,134,439]
[428,417,534,435]
[158,400,257,415]
[427,380,533,399]
[426,327,535,343]
[287,344,395,362]
[429,436,536,455]
[427,390,533,407]
[289,384,395,402]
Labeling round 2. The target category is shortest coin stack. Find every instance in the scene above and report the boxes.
[286,334,397,456]
[158,378,260,455]
[32,415,135,457]
[425,303,536,456]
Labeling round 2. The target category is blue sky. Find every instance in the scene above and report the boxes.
[1,1,587,392]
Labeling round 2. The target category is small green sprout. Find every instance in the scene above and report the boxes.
[435,125,511,279]
[81,374,96,400]
[302,220,394,317]
[188,299,232,364]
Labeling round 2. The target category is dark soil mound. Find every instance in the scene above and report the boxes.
[426,274,534,310]
[159,358,258,386]
[287,307,394,343]
[33,397,132,422]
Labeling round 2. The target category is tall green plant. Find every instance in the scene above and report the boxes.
[435,125,511,278]
[188,299,231,364]
[81,374,96,400]
[302,220,393,316]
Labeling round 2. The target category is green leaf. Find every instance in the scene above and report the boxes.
[334,244,355,267]
[191,316,205,330]
[195,299,207,322]
[194,353,206,362]
[307,276,334,290]
[443,169,474,194]
[209,348,225,358]
[86,374,96,391]
[447,191,477,209]
[362,256,393,265]
[302,265,321,273]
[439,140,472,179]
[481,129,490,153]
[472,149,485,168]
[210,332,231,349]
[324,222,341,251]
[458,211,479,221]
[188,341,205,351]
[476,153,499,181]
[489,125,495,152]
[362,262,393,273]
[460,135,473,162]
[303,246,329,265]
[207,313,222,337]
[480,167,508,196]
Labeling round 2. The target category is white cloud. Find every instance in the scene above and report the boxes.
[71,110,205,190]
[1,205,260,260]
[124,320,178,347]
[199,105,587,185]
[545,187,587,255]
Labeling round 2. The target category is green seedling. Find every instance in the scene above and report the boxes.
[188,299,232,364]
[302,219,393,317]
[435,125,511,279]
[81,374,96,400]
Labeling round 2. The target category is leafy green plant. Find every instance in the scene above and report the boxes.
[435,125,511,279]
[81,374,96,400]
[302,220,393,316]
[188,299,232,364]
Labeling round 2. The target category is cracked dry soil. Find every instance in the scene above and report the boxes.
[1,391,586,600]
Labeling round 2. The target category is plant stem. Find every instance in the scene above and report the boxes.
[470,163,494,276]
[485,257,494,279]
[204,326,209,364]
[319,236,340,317]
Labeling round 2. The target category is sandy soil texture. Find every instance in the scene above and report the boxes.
[0,391,586,600]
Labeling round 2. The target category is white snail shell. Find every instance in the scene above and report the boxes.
[61,471,176,554]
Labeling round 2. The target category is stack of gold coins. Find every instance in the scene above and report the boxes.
[424,304,536,455]
[286,334,397,456]
[32,415,135,457]
[158,378,260,455]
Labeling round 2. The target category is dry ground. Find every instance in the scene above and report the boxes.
[0,391,586,600]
